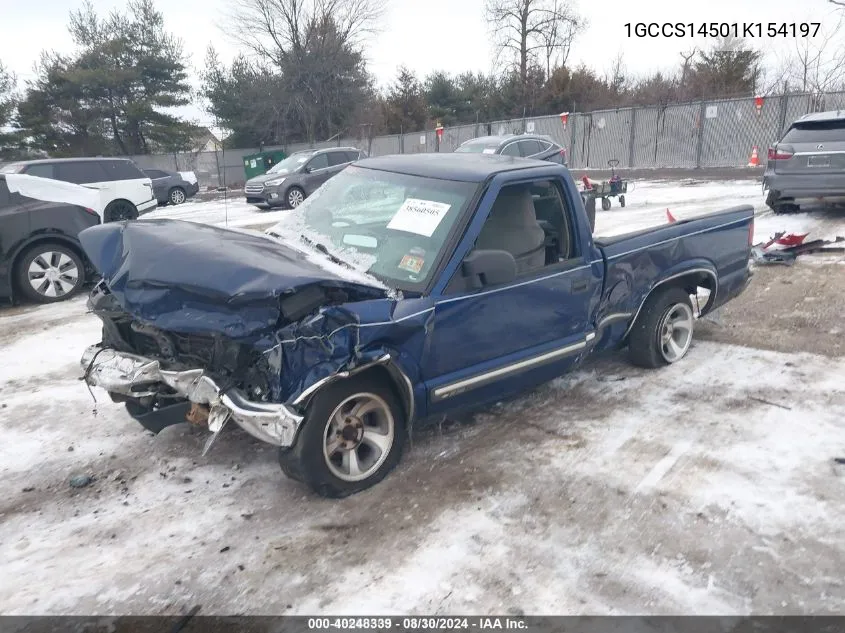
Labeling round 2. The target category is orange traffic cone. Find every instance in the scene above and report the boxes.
[747,145,760,167]
[666,209,677,223]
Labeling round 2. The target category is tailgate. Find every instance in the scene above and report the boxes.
[773,120,845,176]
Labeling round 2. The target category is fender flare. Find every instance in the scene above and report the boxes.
[290,352,417,427]
[622,264,718,340]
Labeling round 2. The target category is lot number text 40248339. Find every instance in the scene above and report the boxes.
[624,22,821,38]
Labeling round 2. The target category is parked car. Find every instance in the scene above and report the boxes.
[244,147,366,209]
[0,174,100,304]
[142,169,200,206]
[455,133,568,165]
[78,153,754,498]
[763,110,845,214]
[0,157,157,222]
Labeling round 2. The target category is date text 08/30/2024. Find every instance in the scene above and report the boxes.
[624,22,821,38]
[307,618,528,630]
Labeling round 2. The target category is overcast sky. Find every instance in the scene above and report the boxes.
[1,0,840,126]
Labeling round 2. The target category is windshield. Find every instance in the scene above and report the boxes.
[455,141,499,154]
[266,153,312,175]
[266,165,479,289]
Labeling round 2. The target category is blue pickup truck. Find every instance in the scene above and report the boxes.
[78,154,754,498]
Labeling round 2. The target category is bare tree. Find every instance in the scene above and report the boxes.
[485,0,582,88]
[779,12,845,93]
[222,0,383,141]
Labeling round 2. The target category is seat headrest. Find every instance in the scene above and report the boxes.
[489,187,536,227]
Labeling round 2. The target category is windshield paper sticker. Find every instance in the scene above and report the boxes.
[482,148,496,154]
[387,198,451,237]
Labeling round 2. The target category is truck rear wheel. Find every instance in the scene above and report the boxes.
[628,287,695,369]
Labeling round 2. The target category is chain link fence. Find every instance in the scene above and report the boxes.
[126,90,845,189]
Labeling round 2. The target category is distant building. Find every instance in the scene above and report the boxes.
[192,128,222,152]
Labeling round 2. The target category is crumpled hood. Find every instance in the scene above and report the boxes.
[78,219,388,338]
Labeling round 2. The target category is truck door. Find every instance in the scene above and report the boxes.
[423,176,603,415]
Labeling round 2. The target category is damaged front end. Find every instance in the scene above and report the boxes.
[78,219,396,450]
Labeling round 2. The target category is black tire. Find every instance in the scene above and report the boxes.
[15,243,86,304]
[168,187,187,205]
[104,200,138,222]
[278,373,406,498]
[601,197,611,211]
[628,287,695,369]
[286,186,306,208]
[619,195,626,208]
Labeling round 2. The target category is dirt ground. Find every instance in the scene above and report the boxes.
[697,254,845,358]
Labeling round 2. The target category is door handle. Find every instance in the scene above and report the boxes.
[571,279,589,292]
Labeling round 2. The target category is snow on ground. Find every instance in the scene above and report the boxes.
[2,178,845,615]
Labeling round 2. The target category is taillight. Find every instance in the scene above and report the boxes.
[767,147,793,160]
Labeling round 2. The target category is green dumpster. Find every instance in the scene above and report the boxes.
[243,150,288,180]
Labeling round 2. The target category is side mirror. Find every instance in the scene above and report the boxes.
[462,249,516,288]
[303,166,312,173]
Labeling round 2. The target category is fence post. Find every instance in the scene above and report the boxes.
[568,115,577,168]
[777,93,789,139]
[695,101,706,168]
[628,108,637,168]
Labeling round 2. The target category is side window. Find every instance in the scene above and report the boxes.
[307,153,329,170]
[327,151,350,167]
[500,142,520,156]
[449,180,576,292]
[344,150,360,163]
[23,164,55,179]
[144,169,167,179]
[56,162,100,184]
[519,140,542,157]
[103,160,145,181]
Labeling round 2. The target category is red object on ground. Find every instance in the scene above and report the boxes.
[775,233,809,247]
[666,209,677,223]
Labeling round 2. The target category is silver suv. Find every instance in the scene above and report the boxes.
[244,147,366,209]
[763,110,845,214]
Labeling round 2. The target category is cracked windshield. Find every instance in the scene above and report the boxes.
[267,165,478,285]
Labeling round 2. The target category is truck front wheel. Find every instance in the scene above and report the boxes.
[278,374,406,498]
[628,287,695,369]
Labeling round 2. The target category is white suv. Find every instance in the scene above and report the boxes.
[0,158,157,222]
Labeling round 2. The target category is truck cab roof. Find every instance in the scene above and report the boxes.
[354,153,562,183]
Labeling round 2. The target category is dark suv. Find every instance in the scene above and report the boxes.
[0,175,100,304]
[454,134,568,164]
[244,147,366,209]
[763,111,845,214]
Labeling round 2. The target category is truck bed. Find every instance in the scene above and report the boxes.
[592,205,755,347]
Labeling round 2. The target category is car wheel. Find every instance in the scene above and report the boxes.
[168,187,186,205]
[278,374,406,498]
[15,243,85,304]
[286,186,305,208]
[104,200,138,222]
[628,287,695,369]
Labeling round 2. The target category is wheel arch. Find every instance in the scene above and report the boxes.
[291,354,416,429]
[623,265,718,341]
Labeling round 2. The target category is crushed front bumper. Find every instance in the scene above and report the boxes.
[80,345,303,447]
